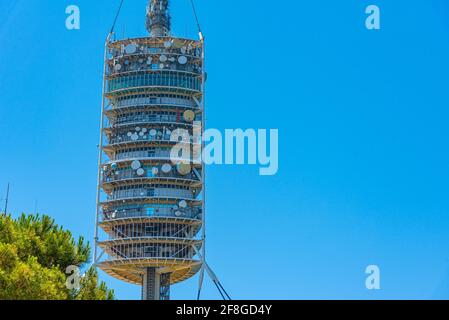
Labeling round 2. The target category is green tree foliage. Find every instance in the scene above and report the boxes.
[0,213,114,300]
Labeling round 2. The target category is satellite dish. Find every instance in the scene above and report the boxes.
[125,43,137,54]
[141,128,148,133]
[137,168,145,176]
[131,160,142,170]
[179,200,188,209]
[135,127,141,132]
[160,55,168,63]
[177,163,191,176]
[178,56,188,65]
[131,134,139,141]
[127,132,132,137]
[114,64,122,71]
[159,64,165,69]
[161,164,172,173]
[175,211,183,217]
[183,110,195,122]
[150,129,157,136]
[164,41,172,48]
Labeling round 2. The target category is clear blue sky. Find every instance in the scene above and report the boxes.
[1,0,449,300]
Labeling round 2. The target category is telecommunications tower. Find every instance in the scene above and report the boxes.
[94,0,209,300]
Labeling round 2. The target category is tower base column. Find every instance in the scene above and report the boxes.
[142,267,171,300]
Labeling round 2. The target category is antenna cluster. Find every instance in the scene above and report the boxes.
[146,0,171,37]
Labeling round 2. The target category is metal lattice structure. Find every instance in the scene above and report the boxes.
[94,0,206,300]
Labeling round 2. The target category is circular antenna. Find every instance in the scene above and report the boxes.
[159,64,165,69]
[131,160,141,170]
[175,211,183,217]
[177,163,192,176]
[161,164,172,173]
[183,110,195,122]
[135,127,141,132]
[164,41,172,48]
[178,56,188,65]
[142,128,148,133]
[114,64,122,72]
[160,55,168,63]
[150,129,157,136]
[127,132,132,137]
[179,200,188,209]
[131,134,139,141]
[136,168,145,176]
[125,43,137,54]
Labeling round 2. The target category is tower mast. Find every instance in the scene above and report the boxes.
[146,0,171,37]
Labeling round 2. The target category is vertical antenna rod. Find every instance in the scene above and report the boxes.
[4,183,10,214]
[146,0,171,37]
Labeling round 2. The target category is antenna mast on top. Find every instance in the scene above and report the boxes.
[146,0,171,37]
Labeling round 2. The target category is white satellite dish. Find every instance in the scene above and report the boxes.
[175,211,183,217]
[131,160,141,170]
[131,134,139,141]
[127,132,132,137]
[150,129,157,136]
[114,64,122,71]
[161,164,172,173]
[179,200,188,209]
[164,41,172,48]
[142,128,148,133]
[125,43,137,54]
[137,168,145,176]
[160,55,168,63]
[178,56,188,65]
